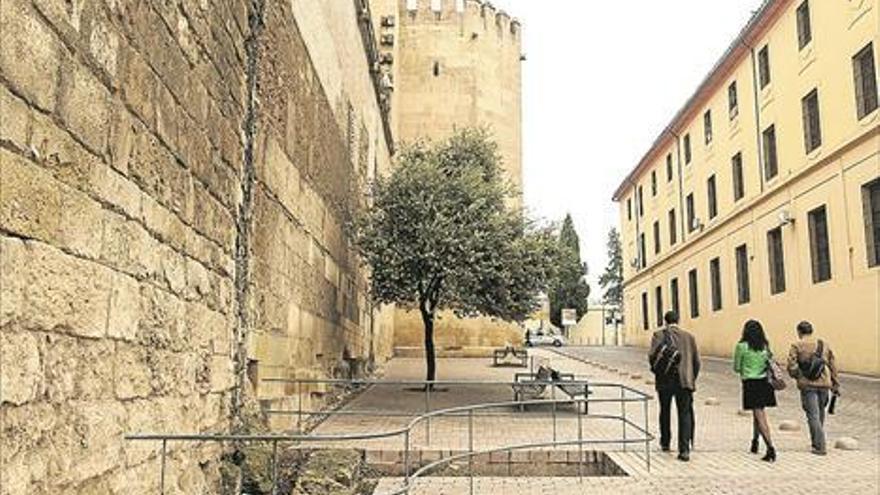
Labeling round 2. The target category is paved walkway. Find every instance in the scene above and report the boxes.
[306,346,879,494]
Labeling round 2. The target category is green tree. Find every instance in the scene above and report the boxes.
[548,214,591,329]
[353,129,559,381]
[599,227,623,307]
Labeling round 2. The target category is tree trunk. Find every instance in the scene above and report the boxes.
[420,306,436,385]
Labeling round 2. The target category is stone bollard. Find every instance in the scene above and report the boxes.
[778,420,800,431]
[704,397,720,406]
[834,437,859,450]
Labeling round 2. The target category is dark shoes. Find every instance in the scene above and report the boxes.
[660,444,671,452]
[762,446,777,462]
[811,448,827,456]
[750,438,760,454]
[677,451,690,462]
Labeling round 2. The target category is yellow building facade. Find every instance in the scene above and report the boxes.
[614,0,880,375]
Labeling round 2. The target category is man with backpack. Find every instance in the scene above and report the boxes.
[786,321,840,455]
[648,311,700,461]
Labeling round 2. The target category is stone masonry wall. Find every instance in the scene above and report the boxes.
[0,0,394,492]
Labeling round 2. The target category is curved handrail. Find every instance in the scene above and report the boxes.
[126,390,653,495]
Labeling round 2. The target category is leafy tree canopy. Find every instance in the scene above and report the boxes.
[353,129,559,380]
[599,227,624,307]
[548,214,590,328]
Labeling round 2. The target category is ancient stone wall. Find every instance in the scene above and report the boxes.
[0,0,394,492]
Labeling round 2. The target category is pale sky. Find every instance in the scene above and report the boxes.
[499,0,763,296]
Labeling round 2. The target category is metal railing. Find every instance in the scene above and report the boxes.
[126,380,653,495]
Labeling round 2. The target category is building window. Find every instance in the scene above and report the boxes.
[796,1,812,50]
[762,125,778,180]
[638,185,644,217]
[863,178,880,267]
[655,286,664,328]
[688,268,699,318]
[670,278,680,317]
[853,43,878,120]
[707,175,718,220]
[684,134,692,164]
[627,197,632,221]
[767,226,786,294]
[653,220,661,255]
[802,89,822,153]
[735,244,750,304]
[732,152,745,201]
[758,45,771,88]
[669,208,677,246]
[710,257,722,311]
[666,153,673,182]
[728,81,738,118]
[686,193,696,233]
[808,205,832,283]
[704,110,713,144]
[639,233,647,269]
[641,291,649,331]
[651,171,658,196]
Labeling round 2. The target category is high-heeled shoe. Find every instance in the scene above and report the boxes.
[750,438,759,454]
[761,446,776,462]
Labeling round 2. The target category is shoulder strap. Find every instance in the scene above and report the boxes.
[816,339,824,357]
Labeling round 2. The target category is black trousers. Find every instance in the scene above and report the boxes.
[657,385,694,453]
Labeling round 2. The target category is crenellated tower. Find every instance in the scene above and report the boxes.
[371,0,524,206]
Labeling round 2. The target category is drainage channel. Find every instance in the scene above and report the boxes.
[366,449,627,478]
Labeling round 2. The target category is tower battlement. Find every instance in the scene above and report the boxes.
[399,0,521,40]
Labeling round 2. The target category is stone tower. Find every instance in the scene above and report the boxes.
[373,0,523,204]
[369,0,527,354]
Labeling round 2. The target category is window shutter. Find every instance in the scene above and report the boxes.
[854,51,866,118]
[802,96,811,152]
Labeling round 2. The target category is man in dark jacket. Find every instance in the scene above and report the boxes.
[649,311,700,461]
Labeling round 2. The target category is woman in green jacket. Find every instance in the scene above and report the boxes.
[733,319,777,462]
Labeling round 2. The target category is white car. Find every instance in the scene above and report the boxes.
[525,332,566,347]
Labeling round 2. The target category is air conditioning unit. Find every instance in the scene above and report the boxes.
[381,34,395,46]
[690,216,704,232]
[778,209,794,226]
[381,15,396,27]
[381,73,394,91]
[379,53,394,65]
[630,257,640,269]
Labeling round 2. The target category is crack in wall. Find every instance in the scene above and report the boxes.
[232,0,266,432]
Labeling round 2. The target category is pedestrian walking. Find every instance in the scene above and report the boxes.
[648,311,700,462]
[786,321,840,455]
[733,320,777,462]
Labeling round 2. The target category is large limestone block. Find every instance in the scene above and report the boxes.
[0,0,60,111]
[43,334,114,402]
[0,149,64,243]
[58,59,111,153]
[0,331,43,405]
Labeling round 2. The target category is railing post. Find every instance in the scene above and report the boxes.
[621,387,627,452]
[644,396,651,472]
[271,439,279,495]
[404,430,411,481]
[297,381,303,433]
[425,383,431,445]
[577,401,583,482]
[160,439,167,495]
[468,409,474,495]
[552,398,557,443]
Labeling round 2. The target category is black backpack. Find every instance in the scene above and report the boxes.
[651,329,681,380]
[799,340,827,381]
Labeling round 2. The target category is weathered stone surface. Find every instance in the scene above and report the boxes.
[58,59,112,154]
[0,331,43,405]
[0,0,60,111]
[704,397,721,406]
